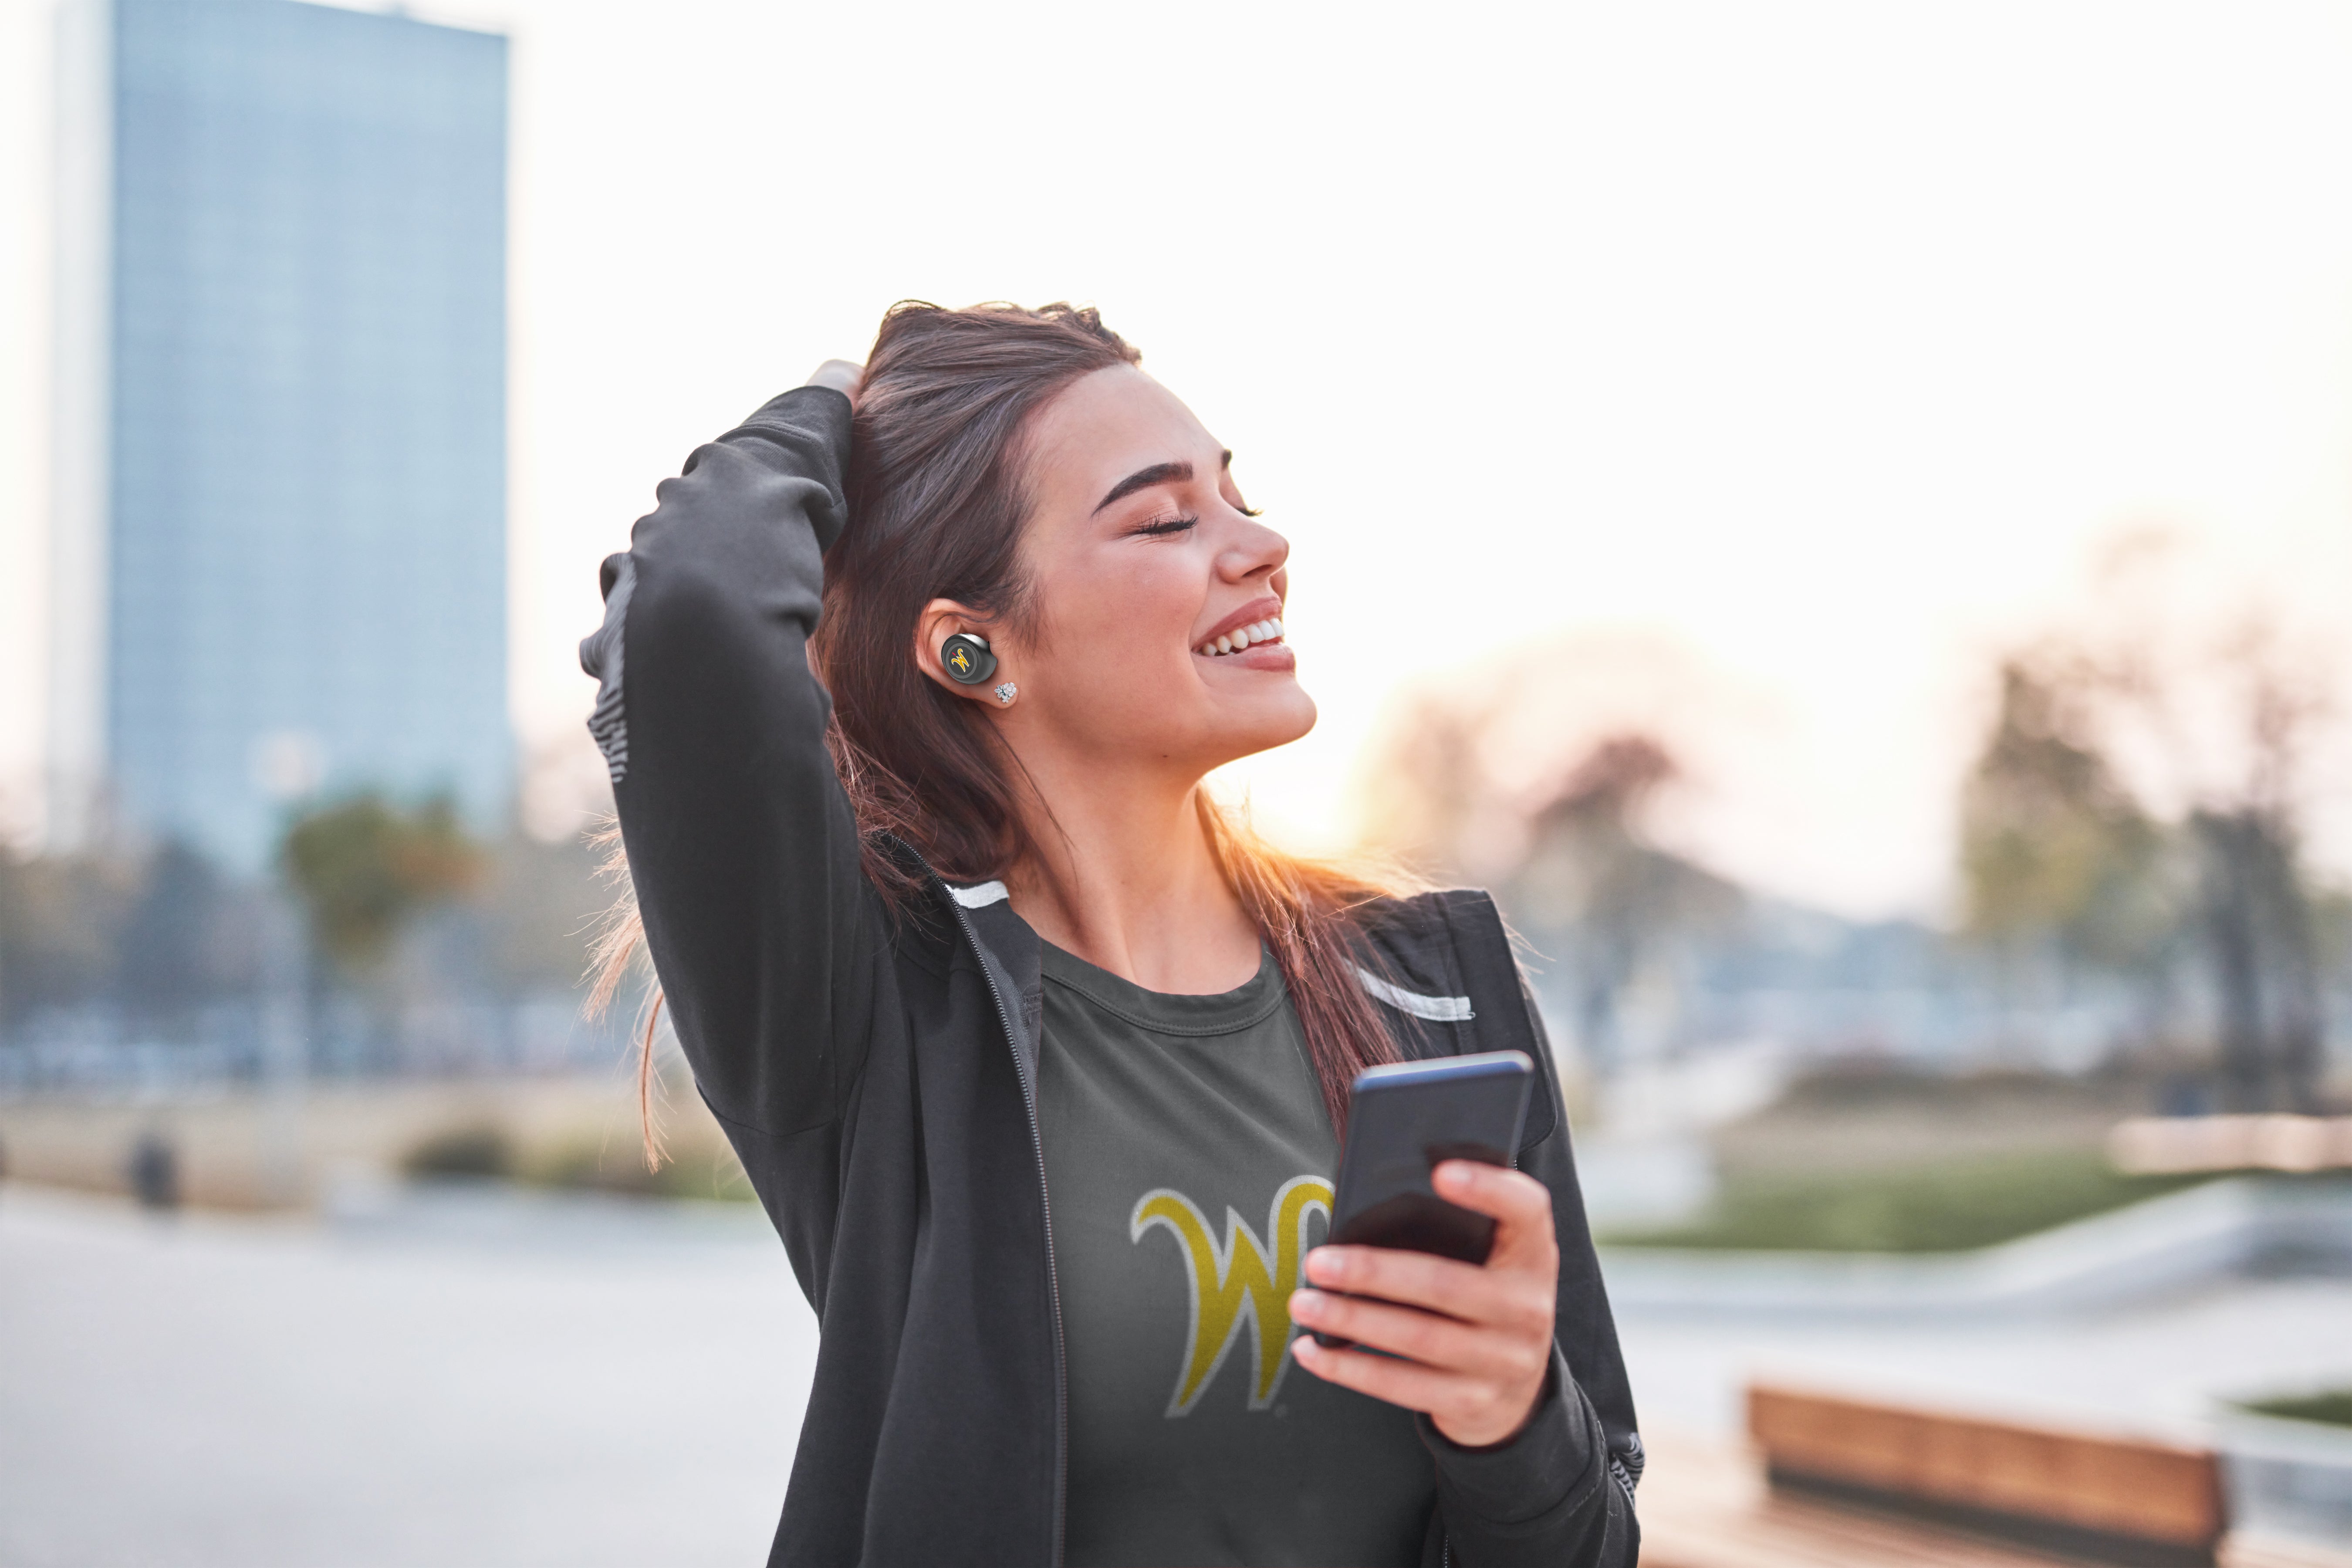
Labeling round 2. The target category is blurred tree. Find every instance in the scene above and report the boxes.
[1353,686,1505,884]
[1356,649,1750,1074]
[2176,645,2332,1111]
[2,803,606,1075]
[0,848,138,1031]
[1963,591,2339,1109]
[1960,656,2176,978]
[113,841,262,1026]
[280,795,485,981]
[475,832,605,994]
[2190,807,2322,1110]
[1504,736,1743,1073]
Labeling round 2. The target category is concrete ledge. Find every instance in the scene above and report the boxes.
[1600,1176,2352,1319]
[2218,1409,2352,1550]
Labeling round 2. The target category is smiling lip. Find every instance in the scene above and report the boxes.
[1193,596,1287,659]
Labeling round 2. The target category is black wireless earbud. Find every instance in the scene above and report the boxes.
[939,632,998,686]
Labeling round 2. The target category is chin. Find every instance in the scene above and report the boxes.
[1221,685,1318,759]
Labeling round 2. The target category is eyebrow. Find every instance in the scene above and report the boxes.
[1092,460,1190,516]
[1089,451,1236,516]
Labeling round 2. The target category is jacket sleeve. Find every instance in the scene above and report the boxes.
[579,385,886,1141]
[1417,1350,1638,1567]
[1418,966,1641,1568]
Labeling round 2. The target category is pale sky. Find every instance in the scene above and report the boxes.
[4,0,2350,919]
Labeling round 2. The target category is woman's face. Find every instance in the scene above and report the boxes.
[980,363,1315,779]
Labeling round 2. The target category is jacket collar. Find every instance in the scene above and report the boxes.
[953,887,1044,1092]
[925,868,1555,1151]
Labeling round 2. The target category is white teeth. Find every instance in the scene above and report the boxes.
[1196,618,1288,657]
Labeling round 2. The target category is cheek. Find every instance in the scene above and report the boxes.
[1034,557,1201,677]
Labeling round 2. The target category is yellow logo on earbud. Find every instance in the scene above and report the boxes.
[949,645,972,676]
[1131,1175,1333,1416]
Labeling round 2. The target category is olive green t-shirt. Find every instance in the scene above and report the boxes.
[1037,941,1436,1568]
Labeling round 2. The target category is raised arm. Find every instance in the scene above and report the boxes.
[580,377,884,1141]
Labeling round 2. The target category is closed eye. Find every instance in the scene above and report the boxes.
[1129,513,1199,538]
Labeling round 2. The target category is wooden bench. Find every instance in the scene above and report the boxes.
[1746,1384,2224,1566]
[1639,1422,2350,1568]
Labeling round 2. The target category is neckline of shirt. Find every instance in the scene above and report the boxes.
[1039,940,1288,1038]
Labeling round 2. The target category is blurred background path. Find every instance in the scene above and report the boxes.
[0,1184,809,1568]
[8,1173,2348,1566]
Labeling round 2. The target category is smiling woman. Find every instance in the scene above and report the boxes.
[581,301,1639,1567]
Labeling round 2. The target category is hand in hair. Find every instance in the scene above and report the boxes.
[804,358,865,406]
[1288,1161,1560,1448]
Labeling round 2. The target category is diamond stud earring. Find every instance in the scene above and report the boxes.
[993,682,1018,707]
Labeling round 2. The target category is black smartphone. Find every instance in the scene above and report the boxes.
[1308,1049,1535,1349]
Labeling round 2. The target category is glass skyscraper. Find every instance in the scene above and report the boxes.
[51,0,509,873]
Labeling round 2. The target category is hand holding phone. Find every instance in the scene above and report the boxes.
[1308,1050,1534,1348]
[1288,1049,1560,1446]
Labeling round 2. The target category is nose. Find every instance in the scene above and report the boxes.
[1218,513,1289,585]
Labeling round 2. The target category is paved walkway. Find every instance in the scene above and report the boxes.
[6,1181,2350,1565]
[0,1186,813,1568]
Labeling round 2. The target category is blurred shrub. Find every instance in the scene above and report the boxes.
[2242,1391,2352,1429]
[523,1132,754,1203]
[392,1116,752,1200]
[1603,1147,2208,1253]
[400,1124,513,1179]
[1767,1060,2112,1115]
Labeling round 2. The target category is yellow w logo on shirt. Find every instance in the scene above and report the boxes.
[1129,1175,1334,1416]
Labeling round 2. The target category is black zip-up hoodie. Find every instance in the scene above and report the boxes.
[582,385,1643,1566]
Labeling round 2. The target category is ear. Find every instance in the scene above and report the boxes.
[914,598,1010,703]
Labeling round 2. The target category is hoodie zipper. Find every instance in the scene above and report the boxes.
[938,880,1069,1568]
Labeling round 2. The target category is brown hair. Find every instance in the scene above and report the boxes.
[594,302,1408,1157]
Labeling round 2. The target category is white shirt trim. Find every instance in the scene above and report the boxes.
[948,880,1010,909]
[1355,966,1474,1022]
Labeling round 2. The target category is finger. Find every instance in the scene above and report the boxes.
[1289,1289,1528,1382]
[1432,1163,1558,1265]
[1430,1162,1551,1227]
[1290,1333,1462,1412]
[803,359,865,398]
[1304,1245,1487,1315]
[1304,1246,1552,1342]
